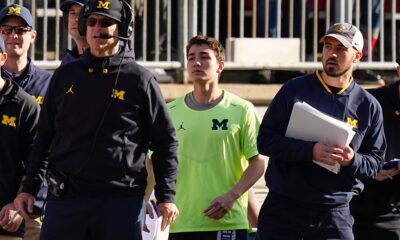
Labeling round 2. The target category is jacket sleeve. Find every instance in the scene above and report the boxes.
[145,77,178,204]
[343,101,386,180]
[19,98,40,174]
[257,82,315,162]
[22,71,58,195]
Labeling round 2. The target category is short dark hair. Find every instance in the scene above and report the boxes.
[186,35,225,62]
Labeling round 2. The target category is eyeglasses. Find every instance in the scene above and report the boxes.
[86,18,116,28]
[0,25,32,35]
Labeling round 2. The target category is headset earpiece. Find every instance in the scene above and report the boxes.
[119,0,134,38]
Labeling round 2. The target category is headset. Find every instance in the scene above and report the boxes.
[78,0,134,40]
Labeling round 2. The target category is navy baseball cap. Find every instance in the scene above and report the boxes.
[84,0,123,22]
[0,4,33,27]
[61,0,88,12]
[0,37,4,53]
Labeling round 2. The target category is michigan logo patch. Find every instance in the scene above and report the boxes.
[212,119,228,130]
[32,95,43,104]
[7,7,21,15]
[334,24,346,33]
[346,117,358,129]
[97,1,110,9]
[1,114,16,127]
[111,89,125,100]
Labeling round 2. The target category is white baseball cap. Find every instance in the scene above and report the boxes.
[320,23,364,52]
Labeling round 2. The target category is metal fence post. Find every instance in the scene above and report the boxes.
[178,0,188,83]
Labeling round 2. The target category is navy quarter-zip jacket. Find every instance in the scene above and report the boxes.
[258,71,386,207]
[1,58,51,105]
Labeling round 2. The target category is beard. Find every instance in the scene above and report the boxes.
[323,64,351,78]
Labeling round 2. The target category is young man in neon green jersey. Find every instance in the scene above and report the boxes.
[168,35,266,240]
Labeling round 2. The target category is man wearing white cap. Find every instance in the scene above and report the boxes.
[256,23,386,239]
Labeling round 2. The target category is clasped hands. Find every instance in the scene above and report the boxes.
[313,142,354,166]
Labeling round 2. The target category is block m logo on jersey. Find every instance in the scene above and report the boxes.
[7,7,21,15]
[97,1,110,10]
[1,114,16,127]
[212,119,228,130]
[32,95,43,105]
[111,89,125,100]
[346,117,358,129]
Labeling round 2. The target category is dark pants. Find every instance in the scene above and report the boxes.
[256,192,354,240]
[40,194,145,240]
[169,230,248,240]
[353,223,400,240]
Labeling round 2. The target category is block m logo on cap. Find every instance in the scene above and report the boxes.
[97,1,110,10]
[7,6,21,15]
[334,24,346,33]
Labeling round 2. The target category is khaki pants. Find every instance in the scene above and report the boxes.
[0,236,22,240]
[23,217,42,240]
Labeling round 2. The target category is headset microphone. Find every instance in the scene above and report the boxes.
[94,33,129,41]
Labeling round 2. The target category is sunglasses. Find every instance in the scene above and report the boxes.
[87,18,116,28]
[0,25,32,35]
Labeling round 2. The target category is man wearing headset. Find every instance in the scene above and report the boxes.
[60,0,89,65]
[14,1,179,239]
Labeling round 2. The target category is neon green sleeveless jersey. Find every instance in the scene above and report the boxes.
[168,91,260,232]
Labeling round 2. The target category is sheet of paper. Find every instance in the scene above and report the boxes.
[154,217,169,240]
[285,101,356,174]
[142,215,169,240]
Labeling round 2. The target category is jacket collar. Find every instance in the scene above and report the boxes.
[80,45,135,69]
[315,70,355,95]
[66,46,81,59]
[1,58,34,84]
[0,79,18,104]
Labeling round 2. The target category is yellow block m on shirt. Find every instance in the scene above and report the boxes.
[1,114,16,127]
[111,89,125,101]
[346,117,358,129]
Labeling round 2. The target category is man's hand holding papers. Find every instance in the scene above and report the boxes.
[285,101,356,174]
[313,142,355,167]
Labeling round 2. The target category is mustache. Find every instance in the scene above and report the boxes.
[326,58,338,64]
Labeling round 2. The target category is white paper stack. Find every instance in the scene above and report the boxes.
[285,101,356,174]
[143,214,170,240]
